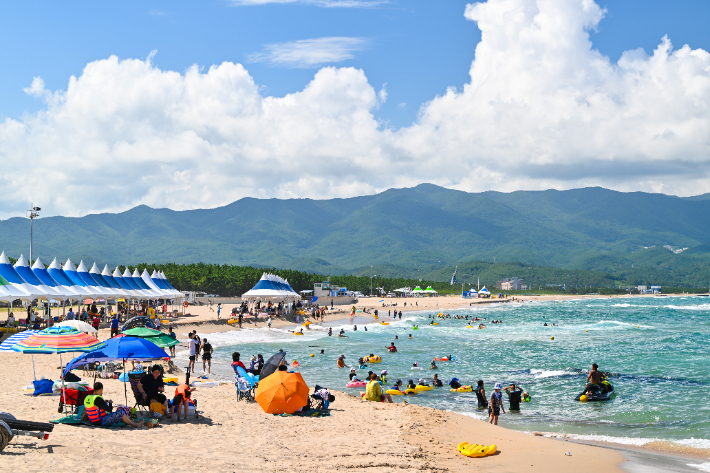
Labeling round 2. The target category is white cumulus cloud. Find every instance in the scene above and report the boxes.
[2,0,710,219]
[248,37,369,68]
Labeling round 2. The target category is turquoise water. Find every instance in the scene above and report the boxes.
[189,297,710,448]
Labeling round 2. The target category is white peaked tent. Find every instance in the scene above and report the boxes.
[242,273,301,301]
[113,267,146,298]
[0,252,33,300]
[141,269,172,297]
[151,270,180,297]
[63,259,103,298]
[31,258,79,299]
[131,269,161,298]
[89,262,126,297]
[98,264,129,297]
[159,271,183,297]
[14,255,64,299]
[48,258,94,298]
[76,260,112,297]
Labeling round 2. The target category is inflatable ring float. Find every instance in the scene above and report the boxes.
[302,321,311,326]
[293,332,304,336]
[380,322,389,325]
[415,385,433,392]
[346,381,367,388]
[404,388,418,395]
[386,389,403,396]
[183,301,189,308]
[363,356,382,363]
[450,386,473,393]
[457,442,497,458]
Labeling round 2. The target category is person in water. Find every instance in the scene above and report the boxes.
[337,354,347,368]
[432,374,443,387]
[407,379,417,390]
[489,383,506,425]
[449,378,461,390]
[408,334,413,339]
[393,379,403,392]
[387,342,397,352]
[580,363,606,396]
[474,380,488,409]
[504,383,523,411]
[380,370,388,384]
[349,368,358,381]
[430,360,438,369]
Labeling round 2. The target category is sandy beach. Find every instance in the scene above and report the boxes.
[3,293,708,471]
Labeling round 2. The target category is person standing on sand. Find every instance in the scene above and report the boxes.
[238,312,243,329]
[209,300,214,312]
[217,303,221,319]
[202,339,213,374]
[168,327,177,357]
[489,383,505,424]
[188,333,198,372]
[267,317,272,329]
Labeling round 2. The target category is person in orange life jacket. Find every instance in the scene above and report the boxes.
[84,382,143,427]
[172,383,194,422]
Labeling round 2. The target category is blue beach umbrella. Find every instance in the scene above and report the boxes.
[0,330,41,380]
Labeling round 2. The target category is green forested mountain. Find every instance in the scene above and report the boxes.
[2,184,710,287]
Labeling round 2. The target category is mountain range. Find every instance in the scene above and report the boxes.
[2,184,710,286]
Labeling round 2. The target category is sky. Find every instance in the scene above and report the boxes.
[1,0,709,218]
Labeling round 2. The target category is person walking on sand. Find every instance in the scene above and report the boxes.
[217,303,221,320]
[489,383,505,425]
[168,327,177,357]
[188,333,198,372]
[209,300,214,312]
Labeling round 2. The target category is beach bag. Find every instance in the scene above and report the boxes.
[33,379,54,396]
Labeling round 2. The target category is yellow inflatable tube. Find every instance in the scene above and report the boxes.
[302,321,311,326]
[415,385,432,392]
[404,388,418,395]
[386,389,403,396]
[465,325,475,328]
[450,386,473,393]
[363,356,382,363]
[457,442,497,458]
[293,332,304,336]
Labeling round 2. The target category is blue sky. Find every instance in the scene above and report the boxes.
[1,0,708,129]
[1,0,710,218]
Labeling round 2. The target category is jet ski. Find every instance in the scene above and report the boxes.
[575,379,614,401]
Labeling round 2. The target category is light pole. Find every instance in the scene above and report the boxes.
[26,204,41,264]
[370,265,373,296]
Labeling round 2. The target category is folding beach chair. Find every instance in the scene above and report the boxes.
[234,366,258,402]
[58,387,94,415]
[128,373,151,412]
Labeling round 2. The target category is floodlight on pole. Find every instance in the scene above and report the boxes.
[26,203,41,264]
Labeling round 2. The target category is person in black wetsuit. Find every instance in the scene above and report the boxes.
[475,380,488,409]
[449,378,461,390]
[504,383,523,411]
[432,374,443,387]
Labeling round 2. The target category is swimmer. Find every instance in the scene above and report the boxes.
[387,343,397,352]
[413,362,418,368]
[408,334,413,339]
[354,325,357,331]
[432,374,443,387]
[407,380,417,390]
[328,327,332,336]
[430,360,438,369]
[395,335,399,340]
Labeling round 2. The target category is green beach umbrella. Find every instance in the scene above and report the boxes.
[121,327,179,348]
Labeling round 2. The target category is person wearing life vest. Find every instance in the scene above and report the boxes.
[84,382,143,427]
[172,383,193,422]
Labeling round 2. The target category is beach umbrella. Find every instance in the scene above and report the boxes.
[55,319,97,333]
[0,330,40,380]
[12,326,105,354]
[63,336,168,405]
[255,370,309,414]
[119,327,178,348]
[259,351,287,382]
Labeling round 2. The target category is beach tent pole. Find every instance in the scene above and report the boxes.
[123,359,128,407]
[31,354,36,381]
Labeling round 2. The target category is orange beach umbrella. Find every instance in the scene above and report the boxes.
[255,371,309,414]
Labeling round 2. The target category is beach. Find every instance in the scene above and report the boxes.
[1,294,708,472]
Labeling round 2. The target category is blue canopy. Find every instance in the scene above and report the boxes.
[63,336,168,377]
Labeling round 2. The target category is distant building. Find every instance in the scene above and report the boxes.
[650,285,662,294]
[496,277,527,291]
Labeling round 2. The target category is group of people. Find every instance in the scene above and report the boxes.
[188,332,214,373]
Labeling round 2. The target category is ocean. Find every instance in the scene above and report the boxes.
[179,296,710,450]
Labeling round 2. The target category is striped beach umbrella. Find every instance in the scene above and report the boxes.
[12,326,105,354]
[0,330,40,352]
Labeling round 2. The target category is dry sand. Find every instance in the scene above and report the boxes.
[0,349,626,473]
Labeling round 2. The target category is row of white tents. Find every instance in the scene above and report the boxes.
[242,273,300,301]
[0,252,183,302]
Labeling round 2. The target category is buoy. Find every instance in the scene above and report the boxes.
[551,336,554,340]
[580,395,588,402]
[636,325,639,328]
[309,354,314,357]
[585,330,588,332]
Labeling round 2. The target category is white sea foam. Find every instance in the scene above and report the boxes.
[537,432,710,450]
[529,369,575,379]
[689,462,710,472]
[664,304,710,311]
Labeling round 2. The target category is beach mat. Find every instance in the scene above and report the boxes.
[275,409,331,417]
[51,415,125,428]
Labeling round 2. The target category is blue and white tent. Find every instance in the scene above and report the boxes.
[63,259,104,298]
[131,268,161,298]
[141,269,173,297]
[112,267,147,298]
[47,258,94,298]
[242,273,300,300]
[31,257,79,299]
[150,270,181,297]
[479,286,491,295]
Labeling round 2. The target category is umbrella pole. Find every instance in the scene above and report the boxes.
[123,358,128,407]
[60,352,66,415]
[32,354,36,381]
